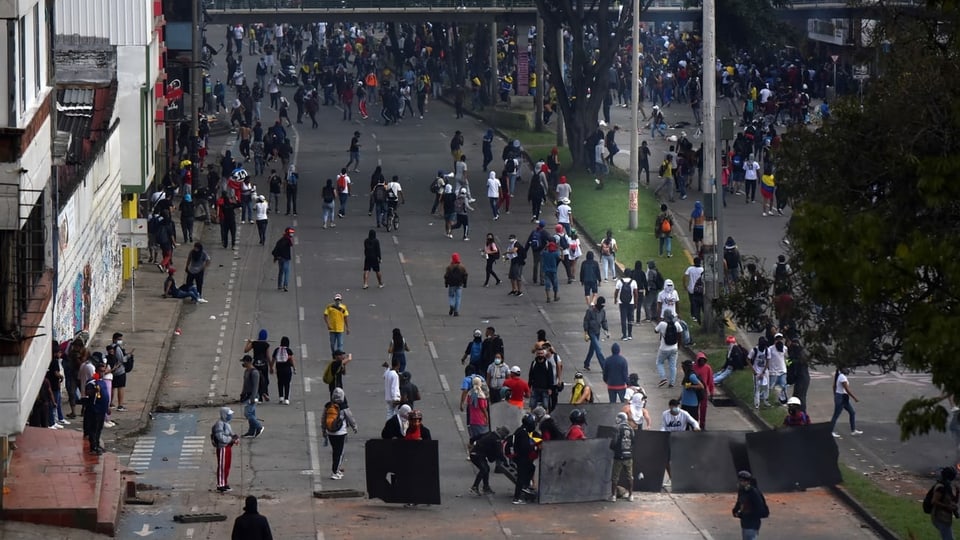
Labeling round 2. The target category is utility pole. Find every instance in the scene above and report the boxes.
[702,0,721,332]
[555,28,564,147]
[190,0,202,163]
[535,15,545,131]
[628,0,640,229]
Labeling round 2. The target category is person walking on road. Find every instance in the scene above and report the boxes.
[655,310,683,388]
[384,357,401,420]
[603,343,629,403]
[272,337,295,405]
[231,495,274,540]
[362,230,383,289]
[469,426,508,496]
[732,471,768,540]
[829,367,862,438]
[336,169,352,218]
[614,270,638,339]
[321,179,337,228]
[692,352,715,428]
[506,234,525,296]
[599,230,618,282]
[345,131,361,172]
[449,187,473,241]
[271,227,293,291]
[655,204,675,257]
[683,257,705,324]
[582,297,610,371]
[240,356,264,438]
[444,253,468,316]
[323,294,350,356]
[212,406,240,493]
[184,242,211,298]
[322,387,358,481]
[482,233,502,287]
[580,251,601,307]
[254,195,269,245]
[610,411,635,502]
[486,171,501,220]
[244,329,271,402]
[928,466,959,540]
[542,241,561,303]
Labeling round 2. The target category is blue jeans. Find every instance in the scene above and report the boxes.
[244,401,262,434]
[713,366,734,384]
[741,529,759,540]
[329,332,344,356]
[172,285,202,302]
[277,258,290,289]
[932,517,954,540]
[339,193,349,215]
[830,393,856,432]
[608,388,626,403]
[584,333,605,369]
[768,372,788,403]
[322,202,335,225]
[530,388,551,409]
[489,197,499,218]
[659,235,672,256]
[544,272,558,293]
[601,254,616,280]
[448,286,462,312]
[656,348,678,384]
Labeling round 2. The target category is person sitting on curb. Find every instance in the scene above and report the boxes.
[162,268,207,303]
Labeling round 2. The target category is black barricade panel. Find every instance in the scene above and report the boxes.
[669,431,748,493]
[745,422,841,493]
[489,401,525,432]
[538,439,614,504]
[551,403,625,435]
[364,439,441,505]
[633,430,670,492]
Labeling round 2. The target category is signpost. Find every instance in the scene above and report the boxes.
[118,219,148,332]
[831,54,839,92]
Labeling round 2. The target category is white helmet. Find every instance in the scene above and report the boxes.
[231,168,249,182]
[787,397,802,406]
[459,187,467,195]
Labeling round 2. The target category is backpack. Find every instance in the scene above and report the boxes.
[923,482,943,514]
[658,160,667,176]
[469,341,483,365]
[660,216,672,234]
[210,423,221,447]
[430,178,442,194]
[323,402,344,432]
[123,354,135,374]
[373,183,387,202]
[504,158,517,174]
[610,423,634,460]
[663,322,679,346]
[619,278,633,304]
[693,275,705,295]
[601,240,612,256]
[322,360,336,385]
[500,430,537,463]
[758,489,771,518]
[528,230,543,252]
[556,234,569,251]
[515,241,529,263]
[337,174,347,191]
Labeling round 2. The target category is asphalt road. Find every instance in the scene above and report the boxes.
[94,35,886,540]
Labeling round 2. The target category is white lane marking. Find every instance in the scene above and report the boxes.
[316,531,324,540]
[405,274,413,287]
[392,235,399,245]
[416,305,424,319]
[439,374,450,392]
[299,306,305,321]
[398,252,406,264]
[296,254,301,264]
[293,236,299,245]
[453,414,465,432]
[538,306,553,325]
[186,528,195,539]
[301,343,308,359]
[306,411,323,492]
[304,377,311,393]
[297,275,302,288]
[428,341,438,359]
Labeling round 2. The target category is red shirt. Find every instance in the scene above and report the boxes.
[692,362,715,398]
[502,377,530,407]
[566,425,586,440]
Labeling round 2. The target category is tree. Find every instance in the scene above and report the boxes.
[536,0,646,169]
[721,1,960,441]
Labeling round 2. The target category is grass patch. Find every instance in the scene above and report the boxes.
[503,127,691,292]
[839,464,937,540]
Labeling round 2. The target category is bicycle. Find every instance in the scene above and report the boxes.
[385,203,399,232]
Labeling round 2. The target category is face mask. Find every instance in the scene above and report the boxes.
[226,413,234,422]
[494,358,502,365]
[116,340,123,347]
[670,407,680,415]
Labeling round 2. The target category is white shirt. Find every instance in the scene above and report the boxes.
[683,265,705,294]
[759,87,772,104]
[654,320,682,352]
[767,344,786,375]
[743,160,760,181]
[556,204,571,223]
[255,201,269,220]
[486,175,501,198]
[455,160,468,181]
[556,183,572,201]
[661,409,700,431]
[835,372,849,395]
[338,174,352,194]
[384,368,400,402]
[386,181,402,200]
[657,289,680,317]
[615,278,636,305]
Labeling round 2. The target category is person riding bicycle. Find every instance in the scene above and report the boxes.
[385,175,405,221]
[371,175,390,228]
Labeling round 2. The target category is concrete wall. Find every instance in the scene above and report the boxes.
[0,310,52,437]
[52,132,123,343]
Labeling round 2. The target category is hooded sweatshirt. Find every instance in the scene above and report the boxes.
[657,279,680,317]
[212,407,237,448]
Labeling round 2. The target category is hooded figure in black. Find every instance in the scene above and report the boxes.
[231,495,273,540]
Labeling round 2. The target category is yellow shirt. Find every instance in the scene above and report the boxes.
[324,303,349,332]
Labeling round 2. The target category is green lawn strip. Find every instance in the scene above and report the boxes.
[839,465,936,540]
[504,128,691,297]
[704,349,934,538]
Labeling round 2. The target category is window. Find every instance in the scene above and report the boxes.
[33,5,39,96]
[18,15,25,114]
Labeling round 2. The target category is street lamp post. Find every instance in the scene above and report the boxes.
[628,0,640,229]
[702,0,722,331]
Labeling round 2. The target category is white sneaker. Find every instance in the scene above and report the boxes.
[59,419,71,425]
[197,298,208,303]
[832,432,841,438]
[608,495,617,502]
[851,430,863,436]
[284,399,290,405]
[330,472,343,480]
[104,421,116,428]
